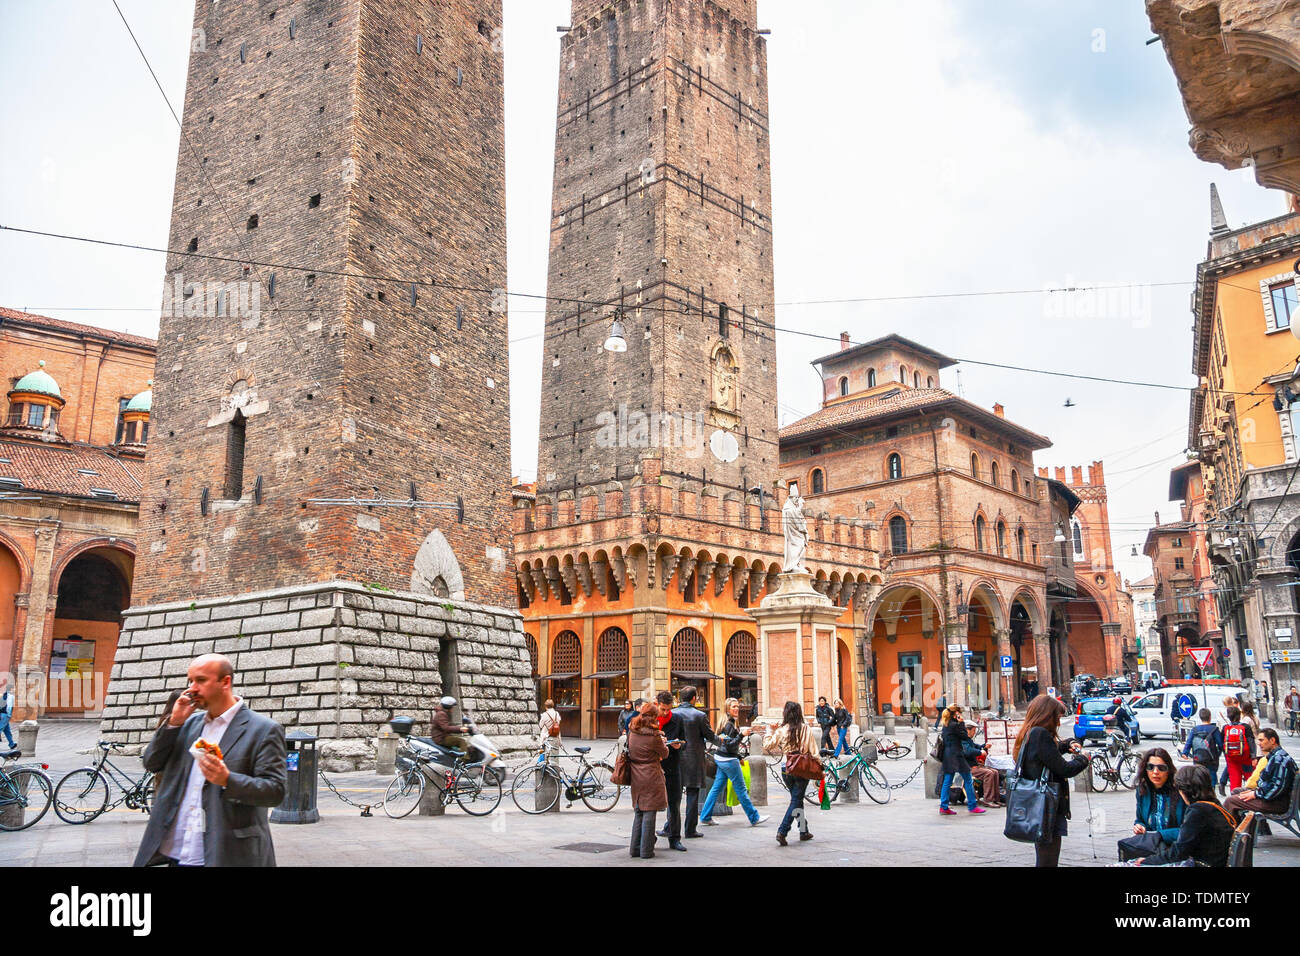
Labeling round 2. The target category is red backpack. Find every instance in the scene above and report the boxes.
[1223,723,1247,758]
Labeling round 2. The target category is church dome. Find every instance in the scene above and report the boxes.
[11,361,62,399]
[125,387,152,413]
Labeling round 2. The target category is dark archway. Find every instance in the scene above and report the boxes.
[51,549,132,714]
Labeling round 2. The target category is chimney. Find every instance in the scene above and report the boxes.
[1154,510,1160,526]
[1071,465,1083,486]
[992,403,1004,418]
[840,331,850,351]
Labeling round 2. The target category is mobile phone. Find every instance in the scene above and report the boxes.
[666,738,683,745]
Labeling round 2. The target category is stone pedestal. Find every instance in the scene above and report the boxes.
[913,727,929,759]
[842,768,860,803]
[17,720,38,757]
[924,756,942,800]
[374,733,398,775]
[418,765,448,816]
[883,713,896,735]
[746,754,767,807]
[537,765,562,813]
[750,571,844,719]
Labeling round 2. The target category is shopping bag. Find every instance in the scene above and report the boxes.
[725,759,752,806]
[819,777,831,810]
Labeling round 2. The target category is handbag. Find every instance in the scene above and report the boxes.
[610,751,631,787]
[1116,831,1164,862]
[1003,743,1059,845]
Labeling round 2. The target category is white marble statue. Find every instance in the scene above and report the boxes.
[782,487,808,573]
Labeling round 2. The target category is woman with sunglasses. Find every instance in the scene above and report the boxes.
[1117,747,1184,861]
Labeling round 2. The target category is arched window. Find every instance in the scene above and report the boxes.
[547,631,582,713]
[811,468,825,494]
[970,453,979,478]
[1011,469,1019,494]
[1017,527,1027,562]
[725,631,758,721]
[914,371,921,388]
[867,368,876,388]
[670,627,712,712]
[927,376,933,388]
[887,453,902,480]
[899,364,907,384]
[524,634,540,707]
[976,515,987,551]
[991,461,1000,487]
[838,376,848,397]
[889,515,908,554]
[594,628,629,736]
[1072,518,1084,558]
[997,521,1007,556]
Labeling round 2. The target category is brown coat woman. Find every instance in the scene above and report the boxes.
[627,706,669,858]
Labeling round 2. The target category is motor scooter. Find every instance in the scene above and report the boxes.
[390,714,506,784]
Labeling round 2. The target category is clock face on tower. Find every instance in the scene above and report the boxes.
[710,429,739,463]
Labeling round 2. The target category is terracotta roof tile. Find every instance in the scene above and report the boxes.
[0,439,144,502]
[0,306,157,351]
[779,387,1052,449]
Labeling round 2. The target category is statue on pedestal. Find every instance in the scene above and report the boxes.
[782,486,808,573]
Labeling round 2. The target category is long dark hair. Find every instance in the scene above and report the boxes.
[781,700,805,746]
[1013,694,1065,759]
[1135,747,1177,798]
[1173,764,1219,805]
[156,689,183,730]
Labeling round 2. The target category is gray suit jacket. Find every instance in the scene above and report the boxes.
[672,705,718,788]
[134,705,287,867]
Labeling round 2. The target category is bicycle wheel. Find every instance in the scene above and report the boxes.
[452,764,502,816]
[1118,753,1142,790]
[53,768,110,824]
[382,769,425,819]
[1086,755,1112,792]
[884,742,912,760]
[0,768,53,831]
[511,764,561,814]
[578,762,621,812]
[858,763,892,804]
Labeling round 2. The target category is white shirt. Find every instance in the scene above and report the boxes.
[160,698,242,866]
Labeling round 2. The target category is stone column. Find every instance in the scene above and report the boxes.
[994,628,1013,714]
[17,523,59,720]
[1033,630,1052,698]
[943,621,968,707]
[1100,622,1123,677]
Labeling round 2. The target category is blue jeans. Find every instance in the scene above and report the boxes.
[940,768,978,810]
[778,773,810,836]
[833,726,851,757]
[700,756,760,824]
[0,712,14,748]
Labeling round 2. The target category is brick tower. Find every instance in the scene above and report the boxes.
[515,0,880,738]
[101,0,534,754]
[537,0,778,494]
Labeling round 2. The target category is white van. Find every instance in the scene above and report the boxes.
[1129,685,1249,739]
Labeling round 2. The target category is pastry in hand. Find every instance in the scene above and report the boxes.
[191,739,224,761]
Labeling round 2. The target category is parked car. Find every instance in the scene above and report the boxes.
[1073,696,1120,742]
[1110,676,1132,695]
[1128,684,1248,739]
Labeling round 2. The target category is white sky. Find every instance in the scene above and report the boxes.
[1,0,1289,590]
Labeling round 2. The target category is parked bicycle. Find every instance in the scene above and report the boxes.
[0,749,53,831]
[53,740,154,824]
[852,734,912,760]
[806,748,891,806]
[511,746,620,814]
[383,741,502,818]
[1086,731,1140,792]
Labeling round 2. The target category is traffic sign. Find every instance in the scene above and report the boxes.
[1000,655,1013,670]
[1263,662,1273,670]
[1176,694,1196,719]
[1271,649,1300,664]
[1188,647,1214,670]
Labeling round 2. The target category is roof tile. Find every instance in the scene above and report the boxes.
[0,439,144,502]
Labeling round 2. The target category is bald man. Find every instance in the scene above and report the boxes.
[134,654,286,867]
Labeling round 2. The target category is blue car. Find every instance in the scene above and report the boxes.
[1073,697,1121,742]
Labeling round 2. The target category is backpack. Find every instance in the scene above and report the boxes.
[544,712,561,738]
[1223,723,1247,758]
[1189,728,1214,765]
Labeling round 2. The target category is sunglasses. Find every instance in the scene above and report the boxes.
[1146,764,1169,772]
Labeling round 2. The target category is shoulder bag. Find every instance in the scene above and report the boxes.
[783,727,824,781]
[1003,738,1059,845]
[610,750,631,787]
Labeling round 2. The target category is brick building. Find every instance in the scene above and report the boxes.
[779,334,1065,714]
[0,307,154,718]
[514,0,882,737]
[1143,512,1201,677]
[99,0,536,750]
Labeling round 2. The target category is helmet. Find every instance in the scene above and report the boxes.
[1114,697,1122,705]
[440,696,457,709]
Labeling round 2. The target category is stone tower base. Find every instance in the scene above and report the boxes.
[99,581,538,769]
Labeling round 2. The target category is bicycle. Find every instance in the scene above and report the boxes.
[382,743,502,818]
[852,734,912,760]
[510,746,620,814]
[0,750,53,831]
[53,740,155,824]
[1085,732,1140,792]
[805,748,891,806]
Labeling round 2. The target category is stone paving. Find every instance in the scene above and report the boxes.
[6,719,1299,867]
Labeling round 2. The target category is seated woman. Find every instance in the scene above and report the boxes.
[1117,748,1184,861]
[1136,764,1235,867]
[962,722,1002,808]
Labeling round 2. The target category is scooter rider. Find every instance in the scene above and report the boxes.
[432,696,470,754]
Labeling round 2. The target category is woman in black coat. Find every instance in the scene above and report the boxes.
[938,705,985,815]
[1013,694,1088,867]
[1137,765,1235,867]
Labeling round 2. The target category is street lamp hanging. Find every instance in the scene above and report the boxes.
[603,311,628,353]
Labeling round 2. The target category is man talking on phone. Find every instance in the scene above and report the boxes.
[134,653,286,867]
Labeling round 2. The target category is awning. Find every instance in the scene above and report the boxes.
[537,672,579,681]
[726,671,759,681]
[582,670,628,680]
[671,670,721,681]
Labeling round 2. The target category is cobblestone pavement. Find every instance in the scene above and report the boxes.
[6,720,1298,867]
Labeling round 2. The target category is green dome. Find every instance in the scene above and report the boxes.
[125,388,152,413]
[12,363,62,399]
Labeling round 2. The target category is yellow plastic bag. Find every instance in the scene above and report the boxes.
[725,760,752,806]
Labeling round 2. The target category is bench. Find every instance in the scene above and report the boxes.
[1258,780,1300,840]
[1228,812,1257,868]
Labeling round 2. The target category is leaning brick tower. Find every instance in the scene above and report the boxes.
[536,0,779,496]
[101,0,535,754]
